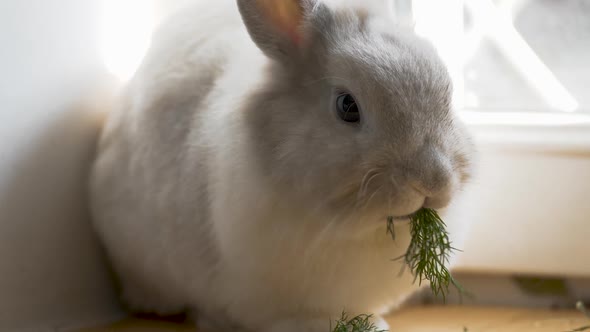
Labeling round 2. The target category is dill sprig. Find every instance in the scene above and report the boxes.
[331,312,387,332]
[328,209,463,332]
[387,208,463,301]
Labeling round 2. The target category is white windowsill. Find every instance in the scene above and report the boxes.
[460,110,590,154]
[452,110,590,277]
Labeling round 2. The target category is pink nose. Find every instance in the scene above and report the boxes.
[411,178,454,210]
[409,147,455,210]
[423,192,452,210]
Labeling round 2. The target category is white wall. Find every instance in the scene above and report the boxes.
[0,1,122,330]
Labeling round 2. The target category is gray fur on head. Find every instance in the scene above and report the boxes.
[240,0,473,222]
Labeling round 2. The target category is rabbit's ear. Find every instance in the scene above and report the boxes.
[237,0,320,61]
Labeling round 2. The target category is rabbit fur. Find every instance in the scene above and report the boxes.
[90,0,474,331]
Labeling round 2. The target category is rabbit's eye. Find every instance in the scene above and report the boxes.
[336,93,360,123]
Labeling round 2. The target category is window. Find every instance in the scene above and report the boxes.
[396,0,588,114]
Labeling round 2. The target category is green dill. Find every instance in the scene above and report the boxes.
[327,209,464,332]
[331,312,387,332]
[386,216,396,241]
[387,208,464,301]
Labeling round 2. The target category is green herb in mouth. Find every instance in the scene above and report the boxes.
[329,209,464,332]
[387,208,464,301]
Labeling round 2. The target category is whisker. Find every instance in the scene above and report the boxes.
[357,168,384,201]
[387,186,393,216]
[356,169,373,202]
[355,183,384,214]
[389,174,401,189]
[304,209,346,262]
[365,184,384,209]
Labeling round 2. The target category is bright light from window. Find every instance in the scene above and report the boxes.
[100,0,154,81]
[412,0,580,113]
[412,0,465,109]
[466,0,579,113]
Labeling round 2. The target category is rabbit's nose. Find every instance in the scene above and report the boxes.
[411,181,452,210]
[422,190,452,210]
[411,180,453,210]
[409,147,455,209]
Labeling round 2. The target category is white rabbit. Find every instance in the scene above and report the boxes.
[90,0,474,331]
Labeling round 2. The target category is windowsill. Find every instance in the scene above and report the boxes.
[452,110,590,277]
[459,110,590,154]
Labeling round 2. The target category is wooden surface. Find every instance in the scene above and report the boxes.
[78,306,589,332]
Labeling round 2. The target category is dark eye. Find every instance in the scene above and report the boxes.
[336,93,360,123]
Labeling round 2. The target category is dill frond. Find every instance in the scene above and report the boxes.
[386,216,395,240]
[328,209,464,332]
[388,208,464,301]
[331,312,387,332]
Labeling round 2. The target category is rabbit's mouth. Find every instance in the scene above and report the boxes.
[388,211,418,221]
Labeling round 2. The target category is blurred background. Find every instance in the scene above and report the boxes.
[0,0,589,330]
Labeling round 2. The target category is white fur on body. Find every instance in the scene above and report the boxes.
[90,1,472,331]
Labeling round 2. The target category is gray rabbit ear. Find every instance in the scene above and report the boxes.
[237,0,321,62]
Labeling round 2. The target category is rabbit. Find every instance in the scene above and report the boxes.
[89,0,474,331]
